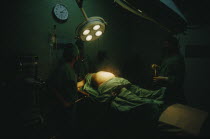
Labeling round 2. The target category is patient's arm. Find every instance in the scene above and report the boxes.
[78,89,89,96]
[77,80,85,89]
[77,80,89,96]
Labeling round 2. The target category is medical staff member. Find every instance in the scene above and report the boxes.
[47,43,80,136]
[152,36,186,105]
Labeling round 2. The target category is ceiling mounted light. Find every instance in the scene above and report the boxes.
[86,35,93,41]
[95,31,102,36]
[75,0,106,42]
[83,29,90,35]
[93,25,101,30]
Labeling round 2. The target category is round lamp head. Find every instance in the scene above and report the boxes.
[76,17,106,42]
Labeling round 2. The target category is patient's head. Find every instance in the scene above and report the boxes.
[91,71,115,88]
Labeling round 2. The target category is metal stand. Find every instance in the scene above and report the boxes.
[17,56,45,127]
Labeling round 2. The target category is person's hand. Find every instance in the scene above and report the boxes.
[151,64,159,69]
[153,76,168,82]
[78,90,90,96]
[77,80,85,88]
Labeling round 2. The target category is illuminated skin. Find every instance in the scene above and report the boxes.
[92,71,115,87]
[77,71,115,89]
[152,63,168,81]
[77,80,85,89]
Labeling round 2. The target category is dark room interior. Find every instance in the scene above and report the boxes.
[1,0,210,138]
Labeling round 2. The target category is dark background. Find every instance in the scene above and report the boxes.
[1,0,210,137]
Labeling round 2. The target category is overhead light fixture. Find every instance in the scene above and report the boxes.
[93,25,101,30]
[86,35,93,41]
[76,17,106,41]
[83,29,90,35]
[95,31,102,36]
[75,0,106,42]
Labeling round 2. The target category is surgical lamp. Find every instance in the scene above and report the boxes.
[75,0,106,42]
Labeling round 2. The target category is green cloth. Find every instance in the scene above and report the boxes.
[81,74,166,112]
[47,59,78,103]
[78,74,168,136]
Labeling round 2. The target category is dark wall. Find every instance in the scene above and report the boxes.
[1,0,169,87]
[2,0,210,137]
[2,0,210,108]
[1,1,170,136]
[2,0,84,80]
[177,26,210,112]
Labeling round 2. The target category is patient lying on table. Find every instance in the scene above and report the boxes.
[76,71,205,137]
[76,71,168,136]
[77,71,167,117]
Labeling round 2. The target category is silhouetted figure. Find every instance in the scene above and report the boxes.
[152,36,186,105]
[47,43,80,137]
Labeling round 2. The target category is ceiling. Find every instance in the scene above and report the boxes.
[115,0,210,34]
[173,0,210,26]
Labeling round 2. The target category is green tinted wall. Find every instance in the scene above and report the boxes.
[2,0,169,87]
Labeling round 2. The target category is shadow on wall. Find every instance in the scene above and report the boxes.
[92,50,121,76]
[184,58,210,112]
[120,53,153,88]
